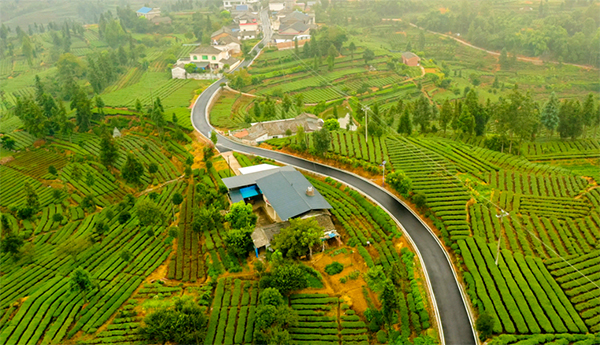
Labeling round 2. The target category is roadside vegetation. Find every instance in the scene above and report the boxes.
[216,1,600,344]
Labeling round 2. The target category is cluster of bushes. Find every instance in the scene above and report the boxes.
[347,190,398,236]
[323,152,383,174]
[400,248,431,332]
[340,270,360,284]
[357,245,374,268]
[324,261,344,275]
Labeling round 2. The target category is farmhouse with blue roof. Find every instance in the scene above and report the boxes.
[136,7,161,20]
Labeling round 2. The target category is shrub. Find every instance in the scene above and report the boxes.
[324,262,344,275]
[376,330,388,344]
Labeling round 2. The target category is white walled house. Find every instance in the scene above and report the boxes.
[190,46,230,69]
[269,2,285,11]
[235,13,260,32]
[223,0,259,9]
[171,64,186,79]
[171,45,240,79]
[223,0,247,9]
[136,7,161,20]
[213,35,242,54]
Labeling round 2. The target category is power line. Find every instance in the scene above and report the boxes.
[282,47,600,296]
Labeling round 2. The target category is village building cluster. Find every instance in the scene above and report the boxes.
[170,0,321,79]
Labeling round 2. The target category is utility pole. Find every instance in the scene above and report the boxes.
[495,210,510,266]
[362,105,370,143]
[381,160,386,186]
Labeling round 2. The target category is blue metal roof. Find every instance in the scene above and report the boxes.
[236,5,248,10]
[240,185,261,199]
[137,7,153,14]
[255,170,331,221]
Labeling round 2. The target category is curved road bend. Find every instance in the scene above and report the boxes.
[190,83,476,345]
[190,19,476,344]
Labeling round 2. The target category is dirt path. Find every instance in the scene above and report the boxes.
[221,151,243,175]
[408,23,598,70]
[138,174,185,197]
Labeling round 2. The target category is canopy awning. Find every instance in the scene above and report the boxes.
[239,185,261,199]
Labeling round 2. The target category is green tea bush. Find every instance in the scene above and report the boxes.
[325,262,344,275]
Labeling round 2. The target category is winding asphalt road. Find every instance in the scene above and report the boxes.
[190,12,477,345]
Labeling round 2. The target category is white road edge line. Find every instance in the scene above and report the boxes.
[190,42,479,345]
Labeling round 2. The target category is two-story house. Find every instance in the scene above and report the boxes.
[171,45,239,79]
[235,12,260,32]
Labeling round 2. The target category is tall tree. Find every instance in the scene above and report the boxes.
[499,47,510,69]
[540,92,560,135]
[95,96,105,115]
[363,49,375,65]
[121,154,144,184]
[140,296,208,345]
[313,127,331,155]
[271,218,323,259]
[510,90,539,144]
[295,125,307,151]
[14,97,45,137]
[70,267,93,303]
[225,228,253,258]
[557,99,583,139]
[136,199,164,226]
[0,231,24,260]
[225,201,257,230]
[439,99,453,133]
[464,89,488,136]
[385,170,412,198]
[458,105,475,135]
[21,35,34,65]
[99,135,119,168]
[348,42,356,59]
[150,97,166,132]
[70,89,92,132]
[282,94,292,114]
[412,95,431,132]
[381,279,398,330]
[397,107,412,135]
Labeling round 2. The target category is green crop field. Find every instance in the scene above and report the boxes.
[3,0,599,344]
[245,2,600,340]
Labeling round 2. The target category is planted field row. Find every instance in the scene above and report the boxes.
[60,163,123,206]
[408,137,498,179]
[386,136,472,241]
[308,177,400,269]
[519,196,591,219]
[490,333,600,345]
[0,202,172,343]
[546,250,600,332]
[523,140,600,158]
[205,278,259,345]
[329,131,389,164]
[485,170,588,198]
[463,141,569,176]
[459,236,587,335]
[0,166,54,208]
[289,293,370,344]
[79,300,143,344]
[4,130,35,150]
[6,149,68,179]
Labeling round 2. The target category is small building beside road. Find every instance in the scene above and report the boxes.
[231,113,323,145]
[136,7,161,20]
[402,52,421,66]
[222,165,332,222]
